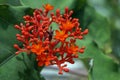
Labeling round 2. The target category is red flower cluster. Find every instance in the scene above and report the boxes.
[14,4,88,74]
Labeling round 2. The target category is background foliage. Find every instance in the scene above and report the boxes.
[0,0,120,80]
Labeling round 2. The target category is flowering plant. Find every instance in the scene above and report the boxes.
[0,0,119,80]
[14,4,88,74]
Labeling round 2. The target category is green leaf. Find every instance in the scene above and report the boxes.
[0,5,28,63]
[0,5,34,63]
[89,14,111,49]
[0,5,44,80]
[20,0,77,13]
[75,4,119,80]
[76,5,120,80]
[109,17,120,61]
[77,34,120,80]
[72,0,87,28]
[0,53,44,80]
[0,0,21,6]
[112,29,120,61]
[83,5,112,53]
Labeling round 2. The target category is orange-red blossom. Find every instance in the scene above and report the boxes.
[14,4,88,74]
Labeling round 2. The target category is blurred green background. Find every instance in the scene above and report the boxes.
[0,0,120,80]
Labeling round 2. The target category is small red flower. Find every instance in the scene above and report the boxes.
[61,20,74,31]
[37,53,55,66]
[14,4,88,74]
[43,4,54,11]
[54,30,68,41]
[67,43,79,54]
[31,41,45,55]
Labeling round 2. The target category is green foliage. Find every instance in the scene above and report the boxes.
[0,5,43,80]
[0,0,21,6]
[83,6,111,52]
[76,3,120,80]
[77,34,120,80]
[20,0,75,12]
[0,53,45,80]
[0,0,120,80]
[0,5,25,63]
